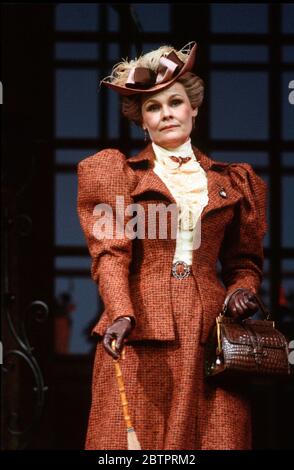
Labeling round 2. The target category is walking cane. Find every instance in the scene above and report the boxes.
[111,340,141,450]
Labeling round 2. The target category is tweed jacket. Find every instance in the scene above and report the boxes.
[77,143,267,344]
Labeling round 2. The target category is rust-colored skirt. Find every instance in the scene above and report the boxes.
[85,274,252,450]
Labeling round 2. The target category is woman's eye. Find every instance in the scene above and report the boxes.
[145,99,182,111]
[171,99,182,106]
[146,104,159,112]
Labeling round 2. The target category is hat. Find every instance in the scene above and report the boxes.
[100,41,197,96]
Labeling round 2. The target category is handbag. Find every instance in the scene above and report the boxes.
[205,290,292,379]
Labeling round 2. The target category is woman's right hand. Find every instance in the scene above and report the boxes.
[103,317,134,359]
[226,288,259,319]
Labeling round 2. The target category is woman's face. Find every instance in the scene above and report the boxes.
[141,82,198,149]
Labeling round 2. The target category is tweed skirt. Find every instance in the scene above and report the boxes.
[85,274,252,450]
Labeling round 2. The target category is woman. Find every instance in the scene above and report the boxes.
[77,41,267,450]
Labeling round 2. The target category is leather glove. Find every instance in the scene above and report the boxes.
[226,288,259,319]
[103,317,134,359]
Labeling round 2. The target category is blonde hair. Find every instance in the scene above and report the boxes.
[121,72,205,126]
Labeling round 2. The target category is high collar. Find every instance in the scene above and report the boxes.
[126,142,220,173]
[152,138,195,161]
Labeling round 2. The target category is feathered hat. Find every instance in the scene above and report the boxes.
[100,41,197,96]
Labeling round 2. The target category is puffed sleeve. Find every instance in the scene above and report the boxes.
[219,162,268,298]
[77,148,137,326]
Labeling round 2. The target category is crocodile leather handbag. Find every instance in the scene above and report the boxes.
[205,292,291,379]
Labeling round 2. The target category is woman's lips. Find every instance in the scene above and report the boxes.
[161,125,178,131]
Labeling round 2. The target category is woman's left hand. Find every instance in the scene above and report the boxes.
[227,288,259,319]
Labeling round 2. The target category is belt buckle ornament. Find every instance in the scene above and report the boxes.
[172,261,191,280]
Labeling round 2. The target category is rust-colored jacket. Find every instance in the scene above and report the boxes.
[77,143,267,344]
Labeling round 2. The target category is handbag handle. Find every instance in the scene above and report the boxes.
[221,288,271,320]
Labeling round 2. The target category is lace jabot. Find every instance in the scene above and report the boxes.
[152,139,209,232]
[151,139,209,264]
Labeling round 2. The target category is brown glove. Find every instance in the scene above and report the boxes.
[226,288,259,319]
[103,317,134,359]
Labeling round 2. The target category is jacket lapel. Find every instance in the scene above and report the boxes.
[127,144,176,203]
[126,143,242,218]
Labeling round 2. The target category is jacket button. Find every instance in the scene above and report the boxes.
[219,188,227,198]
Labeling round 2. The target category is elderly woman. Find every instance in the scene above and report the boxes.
[77,41,267,450]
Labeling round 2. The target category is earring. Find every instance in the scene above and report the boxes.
[143,128,148,142]
[192,117,195,129]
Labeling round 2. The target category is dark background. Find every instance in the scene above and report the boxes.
[1,3,294,450]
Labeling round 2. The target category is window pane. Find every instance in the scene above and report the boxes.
[55,149,97,165]
[131,121,144,139]
[282,260,294,310]
[263,258,269,274]
[55,257,91,270]
[210,45,268,63]
[55,3,99,32]
[282,259,294,271]
[260,259,270,306]
[55,173,85,246]
[211,4,268,34]
[262,174,270,249]
[282,176,294,247]
[282,46,294,64]
[107,89,120,138]
[210,72,268,140]
[140,42,166,53]
[107,43,119,61]
[282,153,294,167]
[130,42,164,59]
[211,151,268,166]
[55,69,99,138]
[107,5,119,31]
[55,42,99,61]
[282,4,294,34]
[283,73,294,141]
[260,278,270,306]
[280,277,294,324]
[132,4,170,32]
[249,259,270,309]
[54,277,100,354]
[130,148,142,156]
